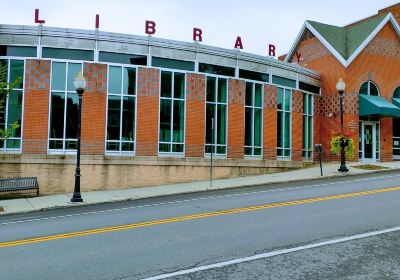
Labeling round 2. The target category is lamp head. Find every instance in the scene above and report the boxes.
[74,72,87,91]
[336,78,345,95]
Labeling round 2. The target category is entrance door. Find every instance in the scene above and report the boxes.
[360,121,378,162]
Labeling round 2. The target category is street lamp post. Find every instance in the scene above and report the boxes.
[336,78,349,172]
[71,72,86,202]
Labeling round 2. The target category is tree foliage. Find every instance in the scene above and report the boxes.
[0,62,22,139]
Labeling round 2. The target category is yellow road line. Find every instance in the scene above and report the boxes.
[1,185,400,249]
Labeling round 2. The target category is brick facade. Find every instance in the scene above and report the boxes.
[81,63,107,155]
[185,73,206,157]
[263,84,278,160]
[291,91,303,161]
[228,79,245,159]
[22,59,51,154]
[136,67,160,156]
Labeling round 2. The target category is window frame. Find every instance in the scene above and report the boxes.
[244,80,264,159]
[204,74,228,158]
[359,80,380,96]
[0,57,25,153]
[105,63,138,156]
[302,92,314,160]
[158,69,186,157]
[47,60,84,154]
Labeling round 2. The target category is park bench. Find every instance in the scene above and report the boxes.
[0,177,39,196]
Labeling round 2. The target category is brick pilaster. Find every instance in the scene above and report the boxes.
[291,91,303,161]
[81,63,107,155]
[22,59,51,154]
[227,79,245,159]
[185,73,205,157]
[136,67,160,156]
[263,85,277,160]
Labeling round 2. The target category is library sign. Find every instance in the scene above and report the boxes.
[34,9,277,57]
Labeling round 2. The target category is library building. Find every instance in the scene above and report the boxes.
[1,4,400,194]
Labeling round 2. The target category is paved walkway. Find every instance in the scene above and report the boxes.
[1,161,399,215]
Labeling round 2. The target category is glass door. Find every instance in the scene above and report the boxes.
[360,121,377,162]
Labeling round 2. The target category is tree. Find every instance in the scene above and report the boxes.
[0,62,22,139]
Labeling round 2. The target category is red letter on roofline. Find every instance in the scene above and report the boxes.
[268,44,276,57]
[193,28,203,42]
[296,52,302,63]
[95,14,100,29]
[34,9,45,24]
[145,20,156,35]
[234,36,243,49]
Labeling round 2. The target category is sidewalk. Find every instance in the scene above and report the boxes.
[1,161,399,215]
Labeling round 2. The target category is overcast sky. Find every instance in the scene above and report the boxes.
[1,0,399,56]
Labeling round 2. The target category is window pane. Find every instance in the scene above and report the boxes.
[277,88,283,110]
[50,92,65,139]
[308,95,313,115]
[174,72,185,99]
[67,63,81,92]
[109,66,122,94]
[66,140,77,150]
[122,97,135,141]
[107,95,121,140]
[244,108,252,146]
[161,71,172,98]
[217,146,226,154]
[6,139,20,149]
[277,111,283,147]
[159,143,171,152]
[173,100,184,143]
[121,142,134,152]
[254,147,262,156]
[359,82,368,95]
[218,78,227,103]
[123,68,136,95]
[172,144,184,153]
[49,140,63,150]
[205,104,215,145]
[245,82,253,106]
[10,60,24,89]
[159,99,172,142]
[255,84,262,107]
[254,108,262,146]
[244,147,252,156]
[206,77,216,102]
[308,117,313,149]
[107,141,120,151]
[285,89,291,111]
[303,115,307,150]
[370,82,379,96]
[217,104,226,145]
[65,92,79,139]
[51,62,66,91]
[7,91,22,137]
[284,112,291,149]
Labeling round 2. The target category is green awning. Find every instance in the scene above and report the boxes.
[359,94,400,117]
[393,98,400,108]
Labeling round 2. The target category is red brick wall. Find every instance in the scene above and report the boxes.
[291,91,303,161]
[227,79,245,159]
[136,67,160,156]
[381,117,393,162]
[22,59,51,154]
[185,73,205,157]
[263,84,277,160]
[81,63,107,155]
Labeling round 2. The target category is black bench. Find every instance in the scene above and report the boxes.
[0,177,39,196]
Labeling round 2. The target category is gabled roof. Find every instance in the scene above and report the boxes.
[285,13,400,68]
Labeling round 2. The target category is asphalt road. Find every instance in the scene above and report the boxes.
[1,172,400,279]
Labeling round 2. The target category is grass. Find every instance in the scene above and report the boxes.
[353,164,389,170]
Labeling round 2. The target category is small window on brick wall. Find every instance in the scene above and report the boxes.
[0,59,24,152]
[48,61,83,153]
[106,65,137,155]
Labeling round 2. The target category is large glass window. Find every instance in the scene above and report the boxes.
[158,71,185,155]
[277,87,291,159]
[302,93,313,159]
[244,82,263,158]
[205,76,227,156]
[0,59,24,152]
[106,65,136,155]
[393,87,400,158]
[359,81,379,96]
[49,62,82,152]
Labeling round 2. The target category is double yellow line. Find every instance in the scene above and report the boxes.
[1,185,400,249]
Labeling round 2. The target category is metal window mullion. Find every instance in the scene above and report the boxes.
[251,83,255,157]
[170,73,174,154]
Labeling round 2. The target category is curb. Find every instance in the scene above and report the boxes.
[1,167,399,216]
